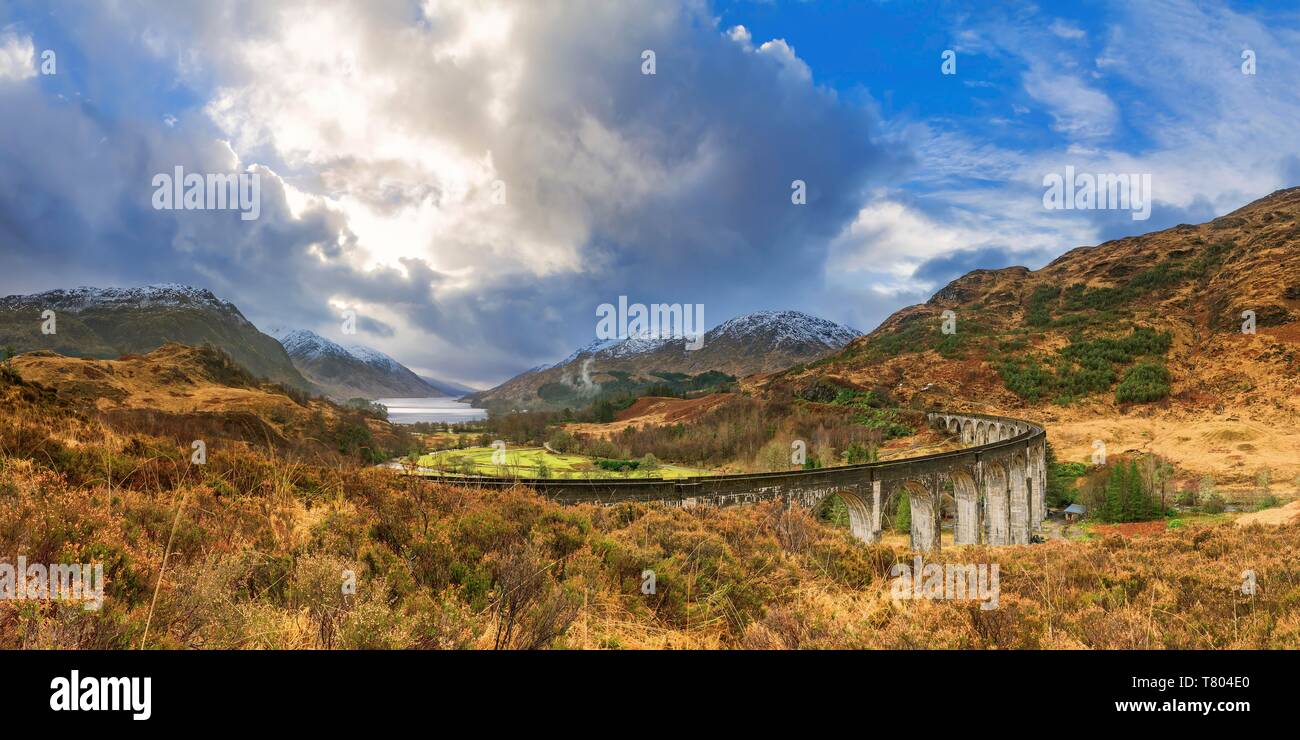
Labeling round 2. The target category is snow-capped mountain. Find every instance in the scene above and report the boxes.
[708,310,859,348]
[550,336,655,368]
[552,310,858,368]
[470,310,860,411]
[345,343,404,371]
[0,283,312,391]
[271,328,354,361]
[548,311,856,369]
[0,283,471,402]
[0,283,237,313]
[268,328,444,401]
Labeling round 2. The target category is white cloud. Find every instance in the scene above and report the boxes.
[1049,20,1086,40]
[727,24,751,46]
[826,196,1070,295]
[0,30,36,81]
[829,201,970,292]
[726,24,811,83]
[197,1,604,281]
[755,38,812,83]
[1021,64,1117,141]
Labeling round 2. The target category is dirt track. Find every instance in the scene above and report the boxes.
[1235,500,1300,526]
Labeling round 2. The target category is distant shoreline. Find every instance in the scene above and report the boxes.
[375,396,488,424]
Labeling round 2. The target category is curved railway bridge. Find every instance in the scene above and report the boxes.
[418,412,1047,552]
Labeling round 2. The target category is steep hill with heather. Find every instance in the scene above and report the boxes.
[769,187,1300,488]
[9,342,406,459]
[471,310,859,412]
[0,284,313,393]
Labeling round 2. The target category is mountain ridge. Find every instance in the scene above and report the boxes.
[417,374,479,398]
[471,309,860,412]
[0,283,314,392]
[782,187,1300,399]
[0,283,466,403]
[268,327,444,402]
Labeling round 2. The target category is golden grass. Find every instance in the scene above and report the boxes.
[3,370,1299,649]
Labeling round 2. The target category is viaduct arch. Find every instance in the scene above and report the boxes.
[418,412,1048,552]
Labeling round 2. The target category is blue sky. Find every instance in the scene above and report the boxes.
[2,0,1300,386]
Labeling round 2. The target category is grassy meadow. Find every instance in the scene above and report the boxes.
[414,445,712,479]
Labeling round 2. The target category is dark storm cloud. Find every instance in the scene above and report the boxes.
[0,0,904,385]
[911,245,1056,287]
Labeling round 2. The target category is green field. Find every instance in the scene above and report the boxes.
[415,446,710,479]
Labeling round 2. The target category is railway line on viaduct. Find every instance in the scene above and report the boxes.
[414,411,1048,552]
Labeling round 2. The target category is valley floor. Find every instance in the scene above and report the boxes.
[411,445,712,479]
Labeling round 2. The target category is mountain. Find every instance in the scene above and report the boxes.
[270,328,443,401]
[0,283,313,391]
[765,187,1300,487]
[471,310,859,412]
[417,374,479,398]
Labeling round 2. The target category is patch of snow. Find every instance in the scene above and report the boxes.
[707,310,859,348]
[543,310,859,371]
[1,283,238,314]
[269,328,426,381]
[345,343,403,372]
[267,328,354,361]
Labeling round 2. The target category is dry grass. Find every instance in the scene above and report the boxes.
[3,367,1299,649]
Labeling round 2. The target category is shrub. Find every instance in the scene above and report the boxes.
[638,453,660,473]
[1253,494,1280,512]
[1024,285,1059,327]
[345,398,389,421]
[1115,362,1171,403]
[595,458,639,472]
[1200,493,1227,514]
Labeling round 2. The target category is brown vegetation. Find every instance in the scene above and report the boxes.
[3,363,1298,649]
[550,393,908,472]
[563,393,734,438]
[9,343,409,463]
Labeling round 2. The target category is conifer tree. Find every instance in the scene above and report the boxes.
[1126,459,1144,520]
[1102,463,1125,522]
[894,494,911,533]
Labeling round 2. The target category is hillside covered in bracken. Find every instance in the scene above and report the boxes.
[769,187,1300,490]
[3,356,1299,649]
[7,342,409,465]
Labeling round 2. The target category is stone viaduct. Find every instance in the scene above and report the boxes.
[416,412,1047,552]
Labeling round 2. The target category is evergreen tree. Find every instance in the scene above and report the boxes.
[1102,464,1125,522]
[593,399,616,423]
[894,494,911,533]
[1124,460,1142,520]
